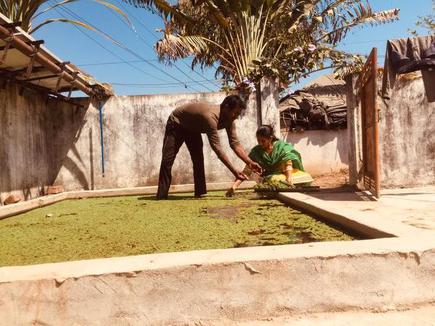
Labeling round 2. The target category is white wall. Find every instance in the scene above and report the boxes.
[379,75,435,188]
[282,129,349,176]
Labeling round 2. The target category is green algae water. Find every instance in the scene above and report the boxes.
[0,191,354,266]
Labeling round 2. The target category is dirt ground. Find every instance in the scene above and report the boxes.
[312,169,353,191]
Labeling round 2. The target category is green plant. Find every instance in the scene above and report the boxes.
[124,0,399,87]
[410,0,435,35]
[0,0,130,34]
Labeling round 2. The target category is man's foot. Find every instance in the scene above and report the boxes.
[194,193,207,198]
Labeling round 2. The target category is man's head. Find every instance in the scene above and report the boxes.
[220,95,246,121]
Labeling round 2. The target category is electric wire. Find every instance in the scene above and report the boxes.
[106,7,214,92]
[51,6,169,83]
[56,4,203,91]
[119,2,219,90]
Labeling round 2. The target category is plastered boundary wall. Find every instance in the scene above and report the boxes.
[347,73,435,188]
[1,81,349,204]
[53,92,260,192]
[0,87,259,203]
[0,237,434,325]
[378,76,435,188]
[283,129,349,176]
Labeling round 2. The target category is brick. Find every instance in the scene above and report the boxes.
[47,186,64,195]
[3,194,21,205]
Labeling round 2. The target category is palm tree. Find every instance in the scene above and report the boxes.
[0,0,130,34]
[124,0,399,87]
[411,0,434,35]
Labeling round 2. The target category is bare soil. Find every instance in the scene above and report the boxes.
[312,169,354,192]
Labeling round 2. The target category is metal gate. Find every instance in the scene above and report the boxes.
[356,48,381,198]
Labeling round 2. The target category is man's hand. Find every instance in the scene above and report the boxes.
[225,187,235,197]
[235,171,249,181]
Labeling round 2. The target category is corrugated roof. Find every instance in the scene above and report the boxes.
[0,13,113,99]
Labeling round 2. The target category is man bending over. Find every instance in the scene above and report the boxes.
[157,95,262,199]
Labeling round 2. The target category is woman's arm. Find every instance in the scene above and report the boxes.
[283,161,294,185]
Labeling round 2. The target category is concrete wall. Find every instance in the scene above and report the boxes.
[0,82,86,204]
[282,129,349,176]
[0,88,261,202]
[1,78,350,202]
[1,237,435,325]
[379,75,435,188]
[52,92,259,191]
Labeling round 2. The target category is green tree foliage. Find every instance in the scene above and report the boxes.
[0,0,130,34]
[410,0,434,35]
[124,0,399,87]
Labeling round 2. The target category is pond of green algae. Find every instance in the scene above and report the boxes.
[0,191,354,266]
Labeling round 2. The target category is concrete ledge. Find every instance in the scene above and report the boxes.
[277,192,425,238]
[1,237,435,325]
[0,181,256,220]
[0,192,68,220]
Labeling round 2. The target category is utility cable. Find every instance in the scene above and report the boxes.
[58,5,202,91]
[106,8,210,92]
[51,6,168,83]
[77,59,160,66]
[119,2,219,91]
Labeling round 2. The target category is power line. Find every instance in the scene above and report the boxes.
[106,7,211,92]
[119,2,219,90]
[51,6,169,83]
[77,59,160,66]
[57,4,203,91]
[112,84,205,89]
[105,9,204,92]
[111,78,224,86]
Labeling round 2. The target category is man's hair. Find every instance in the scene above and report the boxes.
[221,95,246,111]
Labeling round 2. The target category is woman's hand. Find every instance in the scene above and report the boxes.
[283,161,293,187]
[285,177,295,188]
[248,160,263,175]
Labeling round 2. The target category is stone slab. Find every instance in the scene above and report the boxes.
[278,186,435,238]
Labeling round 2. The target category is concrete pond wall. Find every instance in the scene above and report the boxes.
[1,80,349,204]
[1,237,435,325]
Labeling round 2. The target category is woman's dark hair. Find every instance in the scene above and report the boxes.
[221,95,246,111]
[256,125,278,141]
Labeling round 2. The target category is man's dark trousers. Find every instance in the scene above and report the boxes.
[157,119,206,199]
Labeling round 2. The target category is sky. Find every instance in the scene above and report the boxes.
[32,0,434,96]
